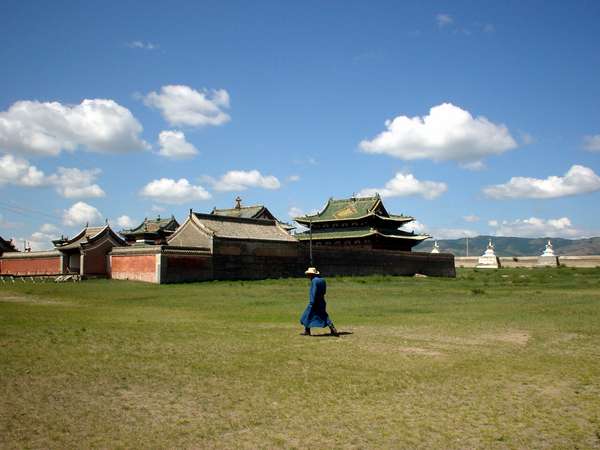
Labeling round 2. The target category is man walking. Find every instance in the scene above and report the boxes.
[300,267,338,336]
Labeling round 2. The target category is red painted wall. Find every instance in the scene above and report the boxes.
[111,254,157,282]
[0,256,62,275]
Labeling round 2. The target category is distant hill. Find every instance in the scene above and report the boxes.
[413,235,600,256]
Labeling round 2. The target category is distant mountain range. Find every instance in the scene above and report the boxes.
[413,235,600,256]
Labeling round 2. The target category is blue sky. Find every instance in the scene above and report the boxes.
[1,0,599,249]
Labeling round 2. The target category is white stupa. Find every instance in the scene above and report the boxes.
[537,239,558,267]
[431,241,440,253]
[476,239,499,269]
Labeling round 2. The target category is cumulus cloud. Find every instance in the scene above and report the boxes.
[463,215,480,223]
[157,130,199,159]
[0,99,149,156]
[583,134,600,152]
[63,201,103,227]
[490,217,584,238]
[401,220,476,239]
[140,178,211,204]
[48,167,105,198]
[0,154,46,186]
[360,103,517,166]
[127,40,157,50]
[288,206,305,219]
[357,172,447,200]
[401,220,428,234]
[115,215,136,229]
[23,223,61,251]
[144,85,230,127]
[484,165,600,199]
[0,155,105,199]
[205,170,281,192]
[436,14,454,27]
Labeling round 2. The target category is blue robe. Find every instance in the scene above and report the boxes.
[300,276,332,328]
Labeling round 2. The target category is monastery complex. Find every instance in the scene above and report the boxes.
[0,195,456,283]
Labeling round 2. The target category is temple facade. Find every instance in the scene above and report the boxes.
[294,195,430,251]
[120,216,179,245]
[53,225,127,275]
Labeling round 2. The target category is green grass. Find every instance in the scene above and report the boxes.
[1,268,600,449]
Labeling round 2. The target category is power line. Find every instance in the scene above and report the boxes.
[0,199,62,222]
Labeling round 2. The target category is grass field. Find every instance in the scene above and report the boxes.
[1,268,600,449]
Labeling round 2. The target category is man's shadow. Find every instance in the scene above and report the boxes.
[311,331,353,337]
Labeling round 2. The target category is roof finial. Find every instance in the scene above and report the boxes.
[235,196,242,209]
[189,208,192,217]
[85,221,89,228]
[105,218,108,225]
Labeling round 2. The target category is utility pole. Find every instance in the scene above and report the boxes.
[309,218,313,266]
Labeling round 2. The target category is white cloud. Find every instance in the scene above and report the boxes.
[127,40,157,50]
[48,167,105,199]
[24,223,60,251]
[288,206,305,219]
[357,172,447,200]
[63,202,103,227]
[489,217,584,238]
[463,215,480,223]
[0,99,149,156]
[484,165,600,199]
[151,204,165,213]
[459,160,486,171]
[287,175,301,182]
[206,170,281,192]
[115,215,136,229]
[360,103,517,165]
[0,156,105,199]
[140,178,211,204]
[0,154,46,186]
[436,14,454,27]
[157,130,199,159]
[583,134,600,152]
[144,85,230,127]
[401,220,477,239]
[401,220,428,234]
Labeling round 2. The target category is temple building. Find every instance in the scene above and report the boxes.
[169,209,296,251]
[120,215,179,245]
[211,196,294,231]
[294,195,430,251]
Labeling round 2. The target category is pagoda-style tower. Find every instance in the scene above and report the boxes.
[294,195,430,251]
[120,215,180,245]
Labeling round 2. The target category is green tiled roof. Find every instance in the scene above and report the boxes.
[296,226,429,241]
[295,196,413,224]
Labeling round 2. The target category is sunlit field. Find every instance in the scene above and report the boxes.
[1,268,600,449]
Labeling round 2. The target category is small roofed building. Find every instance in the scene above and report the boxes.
[166,210,298,280]
[120,215,179,245]
[53,225,127,276]
[294,194,430,251]
[211,196,294,231]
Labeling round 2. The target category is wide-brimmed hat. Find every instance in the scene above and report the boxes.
[304,267,320,275]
